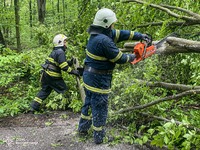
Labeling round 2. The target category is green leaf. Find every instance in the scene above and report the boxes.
[45,121,53,126]
[164,136,169,144]
[147,129,155,135]
[142,136,148,143]
[0,140,6,145]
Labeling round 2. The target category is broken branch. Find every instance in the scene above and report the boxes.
[115,89,200,114]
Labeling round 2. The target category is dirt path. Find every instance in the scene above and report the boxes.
[0,111,156,150]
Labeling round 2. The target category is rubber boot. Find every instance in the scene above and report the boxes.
[94,130,105,144]
[78,118,92,136]
[30,101,41,112]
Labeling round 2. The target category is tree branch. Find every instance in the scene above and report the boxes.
[140,112,200,132]
[115,89,200,114]
[134,79,200,91]
[122,0,200,23]
[135,21,198,28]
[160,4,200,20]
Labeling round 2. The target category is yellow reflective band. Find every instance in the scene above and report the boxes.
[59,62,68,69]
[92,125,103,131]
[114,29,120,43]
[83,82,111,94]
[126,55,130,62]
[129,31,134,40]
[81,113,92,120]
[109,51,123,63]
[67,67,72,73]
[47,57,59,66]
[34,97,42,104]
[45,70,62,77]
[86,50,107,61]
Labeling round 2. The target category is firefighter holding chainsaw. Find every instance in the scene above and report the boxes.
[78,8,151,144]
[30,34,80,112]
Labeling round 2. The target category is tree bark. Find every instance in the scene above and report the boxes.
[0,29,6,47]
[37,0,46,23]
[14,0,21,52]
[121,37,200,55]
[73,57,85,103]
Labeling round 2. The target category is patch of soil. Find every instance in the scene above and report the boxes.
[0,111,80,128]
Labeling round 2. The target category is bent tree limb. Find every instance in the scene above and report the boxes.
[122,0,200,26]
[115,89,200,114]
[134,79,200,91]
[73,57,85,103]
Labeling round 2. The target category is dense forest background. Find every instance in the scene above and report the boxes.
[0,0,200,149]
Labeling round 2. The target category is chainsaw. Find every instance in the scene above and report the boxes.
[131,33,177,65]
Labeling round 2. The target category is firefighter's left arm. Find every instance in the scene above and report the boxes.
[112,29,147,43]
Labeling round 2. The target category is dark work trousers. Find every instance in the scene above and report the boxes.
[37,71,68,99]
[78,88,108,143]
[31,71,68,111]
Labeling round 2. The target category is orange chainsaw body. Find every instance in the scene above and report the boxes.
[131,42,156,65]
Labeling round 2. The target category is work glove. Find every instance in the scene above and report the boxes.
[69,70,80,77]
[141,34,152,45]
[77,67,84,76]
[128,54,136,62]
[67,57,76,66]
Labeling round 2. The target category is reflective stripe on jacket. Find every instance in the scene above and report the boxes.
[44,47,72,78]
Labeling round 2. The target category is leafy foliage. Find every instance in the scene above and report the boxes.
[0,0,200,149]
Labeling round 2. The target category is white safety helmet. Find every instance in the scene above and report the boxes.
[53,34,67,47]
[93,8,117,29]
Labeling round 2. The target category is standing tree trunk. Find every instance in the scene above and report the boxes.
[62,0,66,29]
[29,0,33,39]
[0,29,6,47]
[37,0,46,23]
[57,0,60,23]
[29,0,33,28]
[0,29,6,54]
[14,0,21,52]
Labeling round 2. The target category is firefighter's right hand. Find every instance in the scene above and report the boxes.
[77,67,84,76]
[67,57,76,66]
[69,70,80,77]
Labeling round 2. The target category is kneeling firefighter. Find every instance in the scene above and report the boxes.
[78,8,151,144]
[30,34,80,112]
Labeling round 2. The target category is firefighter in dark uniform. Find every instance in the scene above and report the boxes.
[30,34,79,111]
[78,8,151,144]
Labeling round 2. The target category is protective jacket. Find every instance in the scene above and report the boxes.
[43,47,72,78]
[83,25,143,94]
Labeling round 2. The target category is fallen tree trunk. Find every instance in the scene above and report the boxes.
[121,37,200,55]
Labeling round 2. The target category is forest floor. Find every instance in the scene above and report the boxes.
[0,111,163,150]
